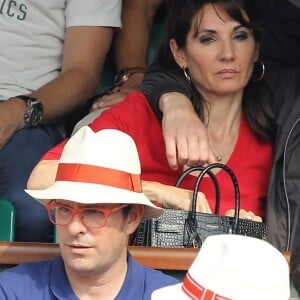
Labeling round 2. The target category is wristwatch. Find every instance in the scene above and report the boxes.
[16,95,44,128]
[114,67,147,86]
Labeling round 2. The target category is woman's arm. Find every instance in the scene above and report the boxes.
[142,180,212,213]
[142,180,263,221]
[27,138,67,189]
[27,160,59,190]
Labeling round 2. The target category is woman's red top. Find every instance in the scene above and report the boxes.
[44,92,273,218]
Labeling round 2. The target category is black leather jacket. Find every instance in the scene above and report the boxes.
[266,67,300,251]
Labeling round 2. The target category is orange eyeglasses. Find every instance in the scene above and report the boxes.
[46,201,129,229]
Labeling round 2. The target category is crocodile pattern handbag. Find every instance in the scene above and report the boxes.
[133,163,267,248]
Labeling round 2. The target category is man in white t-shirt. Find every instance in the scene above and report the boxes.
[0,0,122,242]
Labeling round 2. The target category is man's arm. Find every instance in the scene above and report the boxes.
[0,26,114,148]
[115,0,162,71]
[142,62,216,169]
[21,26,114,123]
[91,0,163,110]
[141,62,192,117]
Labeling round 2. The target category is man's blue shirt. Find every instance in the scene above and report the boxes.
[0,254,178,299]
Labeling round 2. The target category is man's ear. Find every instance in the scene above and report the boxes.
[125,205,144,235]
[169,38,186,69]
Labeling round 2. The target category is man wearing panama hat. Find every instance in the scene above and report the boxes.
[151,234,290,300]
[0,126,178,299]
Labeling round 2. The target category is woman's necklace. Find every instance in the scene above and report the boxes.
[209,142,223,162]
[207,113,241,163]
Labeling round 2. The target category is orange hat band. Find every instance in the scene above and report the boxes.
[182,272,232,300]
[55,163,142,193]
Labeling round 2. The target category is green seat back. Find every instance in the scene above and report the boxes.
[0,199,16,241]
[54,226,59,243]
[147,23,163,65]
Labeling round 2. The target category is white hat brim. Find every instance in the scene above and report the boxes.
[25,180,162,219]
[151,283,188,300]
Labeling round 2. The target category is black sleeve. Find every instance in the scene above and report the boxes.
[141,62,192,119]
[262,0,300,115]
[259,0,300,68]
[265,66,300,118]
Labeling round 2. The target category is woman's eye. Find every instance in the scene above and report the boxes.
[234,31,249,41]
[199,35,215,44]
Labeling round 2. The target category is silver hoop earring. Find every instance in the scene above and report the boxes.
[183,68,191,84]
[253,60,265,82]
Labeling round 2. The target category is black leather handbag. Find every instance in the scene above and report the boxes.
[133,163,267,248]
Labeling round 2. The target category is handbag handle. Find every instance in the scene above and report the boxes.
[181,163,240,247]
[175,166,221,214]
[191,163,240,233]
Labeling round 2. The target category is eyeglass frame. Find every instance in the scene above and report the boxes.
[46,200,129,229]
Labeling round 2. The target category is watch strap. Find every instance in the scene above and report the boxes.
[114,67,147,86]
[122,66,147,74]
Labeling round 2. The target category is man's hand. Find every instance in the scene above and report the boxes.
[91,72,144,111]
[160,92,216,170]
[0,99,25,149]
[91,86,135,111]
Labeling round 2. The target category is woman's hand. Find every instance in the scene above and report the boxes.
[159,92,216,169]
[224,209,263,222]
[142,180,212,213]
[142,181,262,222]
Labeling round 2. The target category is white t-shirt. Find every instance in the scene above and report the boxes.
[0,0,121,99]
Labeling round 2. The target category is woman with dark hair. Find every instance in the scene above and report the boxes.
[142,0,300,251]
[155,0,274,141]
[29,0,276,234]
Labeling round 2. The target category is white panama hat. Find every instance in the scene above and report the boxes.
[152,234,290,300]
[25,126,162,219]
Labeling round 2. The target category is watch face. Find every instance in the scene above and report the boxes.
[114,70,128,86]
[29,102,44,126]
[113,68,147,87]
[24,99,44,127]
